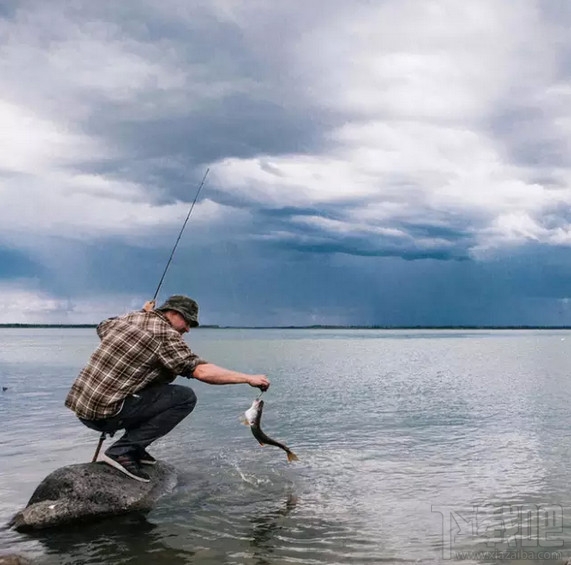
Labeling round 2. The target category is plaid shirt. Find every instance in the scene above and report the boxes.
[65,309,207,420]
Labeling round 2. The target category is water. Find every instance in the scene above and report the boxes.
[1,328,571,564]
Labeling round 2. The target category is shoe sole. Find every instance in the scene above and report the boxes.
[140,459,156,466]
[100,453,150,483]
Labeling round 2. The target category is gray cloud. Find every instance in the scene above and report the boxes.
[1,0,571,324]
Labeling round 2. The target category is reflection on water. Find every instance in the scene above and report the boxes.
[28,490,364,565]
[248,493,298,565]
[33,513,195,565]
[3,329,571,564]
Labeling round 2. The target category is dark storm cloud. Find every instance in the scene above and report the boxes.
[11,1,336,204]
[84,96,328,202]
[1,0,571,325]
[254,218,471,260]
[282,240,464,261]
[246,202,479,261]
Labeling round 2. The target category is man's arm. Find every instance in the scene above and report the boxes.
[192,363,270,390]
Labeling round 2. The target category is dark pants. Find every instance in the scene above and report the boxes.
[80,384,197,457]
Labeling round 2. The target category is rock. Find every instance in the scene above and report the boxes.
[0,555,32,565]
[9,461,176,532]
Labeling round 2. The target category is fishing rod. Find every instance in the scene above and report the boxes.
[152,168,210,302]
[91,169,210,464]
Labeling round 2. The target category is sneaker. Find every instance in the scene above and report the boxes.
[100,452,150,483]
[138,448,157,466]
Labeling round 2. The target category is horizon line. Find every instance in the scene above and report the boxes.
[1,324,571,330]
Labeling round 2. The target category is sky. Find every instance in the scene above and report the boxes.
[1,0,571,326]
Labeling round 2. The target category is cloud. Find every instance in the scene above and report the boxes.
[203,0,571,262]
[0,0,570,324]
[0,278,156,324]
[0,280,74,324]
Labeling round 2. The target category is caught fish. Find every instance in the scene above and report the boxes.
[242,399,299,463]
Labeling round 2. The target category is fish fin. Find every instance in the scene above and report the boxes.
[239,416,251,426]
[258,442,266,447]
[286,451,299,463]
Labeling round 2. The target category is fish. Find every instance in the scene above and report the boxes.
[242,399,299,463]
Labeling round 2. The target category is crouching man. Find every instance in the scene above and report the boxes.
[65,295,269,482]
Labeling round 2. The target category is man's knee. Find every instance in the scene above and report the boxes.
[172,384,197,413]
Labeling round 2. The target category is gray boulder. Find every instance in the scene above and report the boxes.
[9,461,176,532]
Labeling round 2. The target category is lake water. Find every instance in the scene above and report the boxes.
[1,328,571,564]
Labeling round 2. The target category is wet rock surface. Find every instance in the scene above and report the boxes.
[9,461,176,532]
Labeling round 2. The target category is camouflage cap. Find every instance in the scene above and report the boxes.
[156,295,199,327]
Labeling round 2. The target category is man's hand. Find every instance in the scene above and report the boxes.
[143,300,156,312]
[248,375,270,391]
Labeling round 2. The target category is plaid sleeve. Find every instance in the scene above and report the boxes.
[156,331,207,377]
[96,317,117,340]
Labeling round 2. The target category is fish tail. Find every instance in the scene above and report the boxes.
[286,450,299,463]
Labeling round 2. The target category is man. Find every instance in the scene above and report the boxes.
[65,295,270,482]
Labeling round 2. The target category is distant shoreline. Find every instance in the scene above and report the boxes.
[1,324,571,330]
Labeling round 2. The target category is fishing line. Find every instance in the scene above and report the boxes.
[152,168,210,302]
[223,240,268,398]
